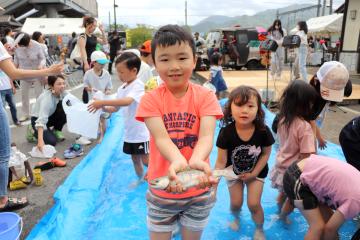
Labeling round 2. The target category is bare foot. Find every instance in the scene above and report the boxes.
[254,228,266,240]
[229,219,240,231]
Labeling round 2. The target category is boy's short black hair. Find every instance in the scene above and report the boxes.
[15,32,30,47]
[115,52,141,74]
[210,52,222,65]
[151,24,196,64]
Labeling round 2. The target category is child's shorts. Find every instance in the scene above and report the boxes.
[227,164,268,187]
[283,162,318,210]
[146,189,216,233]
[123,141,149,155]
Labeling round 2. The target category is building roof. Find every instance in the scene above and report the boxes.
[335,3,345,13]
[0,14,22,27]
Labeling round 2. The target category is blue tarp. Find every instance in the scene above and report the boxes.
[27,103,357,240]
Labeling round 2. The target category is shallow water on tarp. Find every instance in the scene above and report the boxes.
[27,106,358,240]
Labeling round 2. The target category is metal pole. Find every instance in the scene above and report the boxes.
[317,0,321,17]
[108,11,111,32]
[185,1,188,26]
[330,0,333,14]
[322,0,326,16]
[114,0,117,31]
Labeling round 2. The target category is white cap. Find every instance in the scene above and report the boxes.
[123,49,141,57]
[90,51,110,64]
[316,61,349,102]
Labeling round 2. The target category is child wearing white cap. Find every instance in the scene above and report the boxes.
[309,61,350,150]
[80,50,112,144]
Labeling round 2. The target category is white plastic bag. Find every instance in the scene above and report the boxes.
[29,145,57,158]
[70,34,86,62]
[9,146,29,178]
[63,93,101,139]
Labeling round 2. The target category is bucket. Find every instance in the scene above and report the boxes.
[62,93,101,139]
[0,212,23,240]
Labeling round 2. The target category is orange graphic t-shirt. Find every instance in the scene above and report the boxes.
[136,82,223,199]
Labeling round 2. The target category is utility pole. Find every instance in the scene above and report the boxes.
[114,0,118,31]
[185,1,188,26]
[108,11,111,32]
[317,0,321,17]
[329,0,333,14]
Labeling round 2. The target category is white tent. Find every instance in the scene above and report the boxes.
[291,14,343,35]
[21,18,102,35]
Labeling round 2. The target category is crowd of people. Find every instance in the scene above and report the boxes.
[0,17,359,240]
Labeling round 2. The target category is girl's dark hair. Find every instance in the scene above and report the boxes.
[32,31,42,42]
[309,74,320,94]
[278,80,317,130]
[210,52,222,65]
[298,21,308,34]
[115,52,141,74]
[222,86,265,130]
[15,32,30,47]
[151,24,195,64]
[268,19,284,37]
[83,16,96,28]
[48,75,65,87]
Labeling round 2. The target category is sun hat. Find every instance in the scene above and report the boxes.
[90,51,110,64]
[140,40,151,53]
[316,61,349,102]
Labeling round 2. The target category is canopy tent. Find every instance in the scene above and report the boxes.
[291,14,343,35]
[21,18,102,35]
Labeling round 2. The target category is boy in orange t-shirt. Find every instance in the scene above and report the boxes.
[136,25,223,240]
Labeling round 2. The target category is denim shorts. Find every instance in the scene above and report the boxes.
[283,162,318,210]
[146,189,216,232]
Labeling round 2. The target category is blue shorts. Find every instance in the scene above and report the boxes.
[146,189,216,232]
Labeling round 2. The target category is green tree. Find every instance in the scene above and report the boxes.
[127,24,154,48]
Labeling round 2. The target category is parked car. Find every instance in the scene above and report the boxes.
[205,26,264,70]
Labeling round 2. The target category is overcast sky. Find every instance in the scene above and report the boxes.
[97,0,344,27]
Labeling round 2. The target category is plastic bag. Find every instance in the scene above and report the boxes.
[29,145,57,158]
[63,93,101,139]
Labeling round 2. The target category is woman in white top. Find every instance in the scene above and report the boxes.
[0,41,62,212]
[268,19,287,80]
[14,32,46,121]
[294,21,309,81]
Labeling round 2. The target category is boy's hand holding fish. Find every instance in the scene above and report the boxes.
[151,165,238,192]
[167,159,215,193]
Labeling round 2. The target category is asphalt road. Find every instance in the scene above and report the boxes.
[3,69,360,239]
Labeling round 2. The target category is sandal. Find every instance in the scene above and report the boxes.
[50,157,66,167]
[0,197,28,212]
[9,179,27,191]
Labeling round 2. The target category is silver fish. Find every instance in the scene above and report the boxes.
[149,165,238,190]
